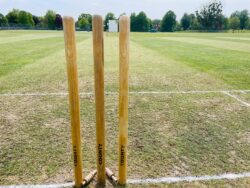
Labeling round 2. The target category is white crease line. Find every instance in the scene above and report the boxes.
[223,91,250,107]
[1,172,250,187]
[0,93,91,97]
[0,182,73,188]
[128,172,250,184]
[128,90,250,94]
[0,90,250,96]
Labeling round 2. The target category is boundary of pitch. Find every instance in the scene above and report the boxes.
[1,172,250,187]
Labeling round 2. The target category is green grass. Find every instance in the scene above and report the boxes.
[132,33,250,89]
[0,30,249,187]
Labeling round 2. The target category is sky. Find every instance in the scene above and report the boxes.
[0,0,249,20]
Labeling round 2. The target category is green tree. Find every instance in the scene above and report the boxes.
[32,15,40,26]
[104,12,115,31]
[78,13,92,30]
[6,9,19,25]
[78,17,90,30]
[0,13,8,26]
[18,11,34,27]
[175,21,182,31]
[189,13,196,21]
[130,13,137,31]
[188,14,201,30]
[130,12,149,32]
[196,0,223,30]
[28,13,35,27]
[181,13,191,30]
[191,18,202,30]
[161,10,176,32]
[231,10,249,30]
[218,15,228,29]
[231,11,240,18]
[44,10,56,29]
[148,18,152,30]
[239,10,249,30]
[152,19,161,31]
[229,17,240,32]
[38,16,45,28]
[136,11,150,32]
[55,14,62,29]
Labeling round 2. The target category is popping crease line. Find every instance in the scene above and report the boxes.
[1,172,250,187]
[127,172,250,184]
[0,89,250,96]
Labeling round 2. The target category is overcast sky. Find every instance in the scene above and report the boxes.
[0,0,249,20]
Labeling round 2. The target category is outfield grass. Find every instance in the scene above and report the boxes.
[0,30,249,187]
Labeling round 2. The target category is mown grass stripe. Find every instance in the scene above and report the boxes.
[162,37,250,52]
[132,37,250,89]
[0,35,89,77]
[0,34,63,44]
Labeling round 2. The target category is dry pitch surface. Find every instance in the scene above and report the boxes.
[0,30,250,187]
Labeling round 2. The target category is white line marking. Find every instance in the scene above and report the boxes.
[128,172,250,184]
[129,90,250,94]
[1,172,250,187]
[223,91,250,107]
[0,93,69,97]
[0,90,249,96]
[0,182,73,188]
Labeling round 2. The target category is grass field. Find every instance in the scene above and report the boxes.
[0,30,250,187]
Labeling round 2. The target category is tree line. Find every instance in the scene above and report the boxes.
[0,9,63,29]
[0,1,249,31]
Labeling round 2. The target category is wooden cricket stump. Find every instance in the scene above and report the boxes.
[63,16,97,188]
[63,15,130,187]
[118,15,130,186]
[93,15,106,187]
[92,15,130,187]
